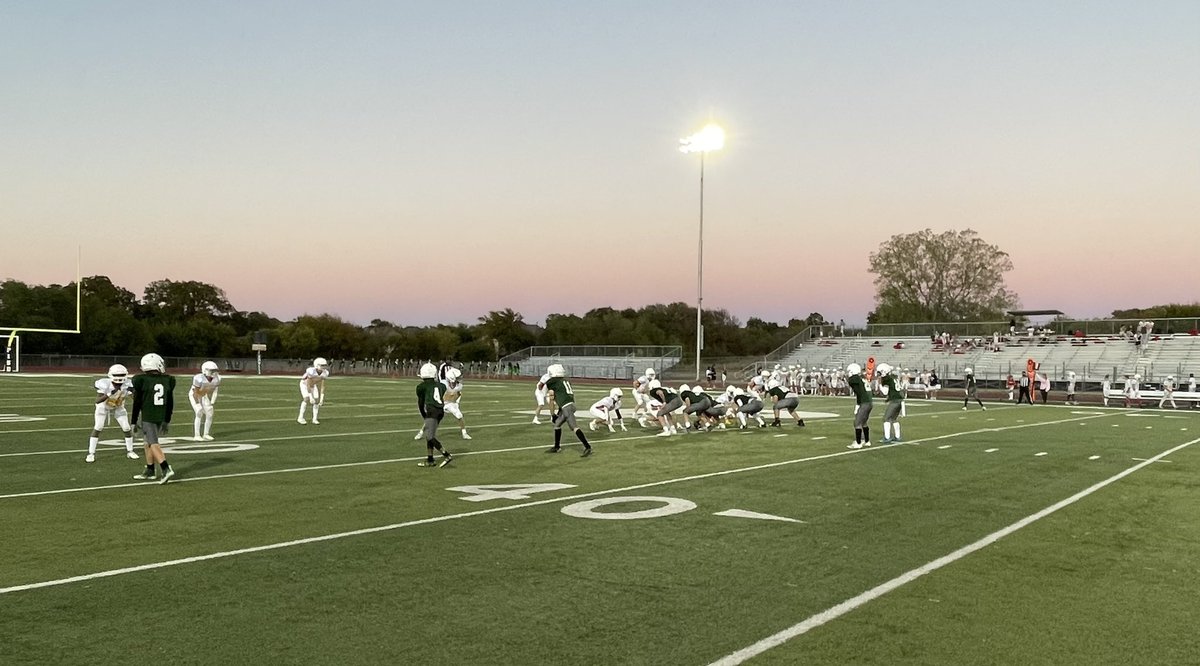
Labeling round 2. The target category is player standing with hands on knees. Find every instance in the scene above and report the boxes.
[190,360,221,441]
[130,353,176,484]
[298,357,329,425]
[85,364,140,463]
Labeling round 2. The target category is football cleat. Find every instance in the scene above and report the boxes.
[847,443,863,449]
[580,447,593,458]
[85,454,96,463]
[298,418,307,425]
[202,435,214,441]
[126,451,139,459]
[133,472,156,480]
[414,431,425,440]
[159,468,175,484]
[545,447,562,454]
[461,432,472,440]
[438,454,453,468]
[312,419,320,425]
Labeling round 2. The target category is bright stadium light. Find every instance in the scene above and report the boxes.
[679,122,724,382]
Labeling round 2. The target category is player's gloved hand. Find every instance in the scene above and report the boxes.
[133,423,142,435]
[160,422,170,435]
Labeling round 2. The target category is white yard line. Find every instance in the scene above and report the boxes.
[0,412,1116,593]
[705,435,1199,666]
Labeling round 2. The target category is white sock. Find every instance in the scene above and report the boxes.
[883,422,892,439]
[737,413,747,427]
[204,416,213,437]
[88,436,99,455]
[194,415,202,439]
[125,436,134,452]
[894,423,901,439]
[299,403,307,419]
[313,404,320,420]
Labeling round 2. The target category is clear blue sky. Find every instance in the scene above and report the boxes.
[3,1,1198,326]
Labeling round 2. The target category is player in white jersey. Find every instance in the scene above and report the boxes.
[588,388,627,432]
[190,360,222,441]
[1159,375,1177,409]
[1064,371,1078,406]
[1101,374,1112,406]
[747,369,768,395]
[532,370,556,424]
[632,369,655,425]
[298,357,329,424]
[86,364,140,462]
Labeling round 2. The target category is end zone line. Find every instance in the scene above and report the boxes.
[705,435,1200,666]
[0,413,1116,593]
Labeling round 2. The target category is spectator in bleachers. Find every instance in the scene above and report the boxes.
[893,341,905,350]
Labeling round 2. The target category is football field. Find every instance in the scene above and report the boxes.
[2,375,1198,665]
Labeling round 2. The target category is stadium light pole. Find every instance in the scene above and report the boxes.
[679,123,725,382]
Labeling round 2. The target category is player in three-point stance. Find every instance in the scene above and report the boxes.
[190,360,221,441]
[588,388,627,432]
[766,379,805,428]
[85,364,141,463]
[415,362,454,468]
[130,353,176,484]
[298,357,329,424]
[847,362,872,449]
[544,364,593,456]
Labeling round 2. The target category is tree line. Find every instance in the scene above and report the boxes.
[0,276,828,361]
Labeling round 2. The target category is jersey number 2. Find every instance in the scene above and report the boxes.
[153,384,165,406]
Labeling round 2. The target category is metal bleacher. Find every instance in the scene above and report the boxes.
[763,333,1200,383]
[502,345,684,380]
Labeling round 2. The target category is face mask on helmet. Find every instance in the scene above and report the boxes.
[108,364,129,384]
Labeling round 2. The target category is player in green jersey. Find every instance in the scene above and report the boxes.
[879,364,904,443]
[544,363,593,456]
[129,353,176,484]
[846,362,873,449]
[415,363,454,467]
[962,367,986,411]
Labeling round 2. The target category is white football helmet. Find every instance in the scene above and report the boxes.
[446,367,462,382]
[108,364,128,384]
[847,363,862,376]
[609,387,623,400]
[1166,375,1174,381]
[201,360,219,378]
[679,384,691,394]
[693,385,706,394]
[760,370,770,378]
[139,353,165,373]
[877,363,892,376]
[725,385,737,396]
[646,368,656,377]
[648,379,662,390]
[419,363,437,379]
[767,379,781,390]
[314,357,329,371]
[548,363,566,378]
[964,367,973,376]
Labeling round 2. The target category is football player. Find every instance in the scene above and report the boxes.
[85,364,140,463]
[544,363,593,456]
[847,362,873,449]
[415,362,454,467]
[532,368,556,425]
[647,379,684,436]
[1159,375,1177,409]
[130,353,176,483]
[879,364,904,443]
[588,388,626,432]
[731,387,767,429]
[298,357,329,425]
[190,360,221,441]
[632,368,655,425]
[1065,371,1078,406]
[766,379,805,428]
[681,384,717,431]
[416,367,472,440]
[962,367,986,411]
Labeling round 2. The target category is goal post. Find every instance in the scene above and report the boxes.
[1,249,84,371]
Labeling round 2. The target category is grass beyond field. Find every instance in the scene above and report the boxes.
[1,374,1197,665]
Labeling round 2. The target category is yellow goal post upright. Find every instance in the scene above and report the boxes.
[1,250,83,373]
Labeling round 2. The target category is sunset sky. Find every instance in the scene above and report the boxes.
[3,1,1197,327]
